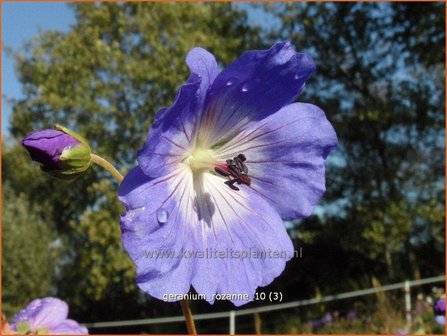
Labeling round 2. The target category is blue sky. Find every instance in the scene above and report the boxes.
[2,2,75,136]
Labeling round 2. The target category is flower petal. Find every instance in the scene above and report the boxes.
[50,319,88,334]
[137,75,200,178]
[435,315,446,325]
[22,130,80,169]
[12,298,69,330]
[186,47,218,110]
[215,103,338,220]
[119,166,294,306]
[138,48,218,178]
[199,41,315,146]
[190,173,294,306]
[119,166,196,299]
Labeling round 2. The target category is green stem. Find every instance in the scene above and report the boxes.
[90,153,124,183]
[89,153,197,334]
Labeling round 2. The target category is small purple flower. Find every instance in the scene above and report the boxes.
[10,297,87,334]
[435,315,446,325]
[22,125,91,180]
[320,312,333,324]
[308,312,333,329]
[308,319,324,329]
[346,310,357,321]
[434,297,446,325]
[119,42,338,306]
[434,297,445,315]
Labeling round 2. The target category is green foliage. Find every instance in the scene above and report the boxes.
[273,293,444,335]
[1,182,55,316]
[68,180,135,302]
[265,2,445,284]
[392,3,445,67]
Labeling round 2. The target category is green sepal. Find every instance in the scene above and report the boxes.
[15,321,30,334]
[41,165,90,181]
[38,124,93,181]
[36,327,49,334]
[54,124,91,149]
[59,144,92,170]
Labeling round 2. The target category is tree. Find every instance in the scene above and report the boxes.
[2,179,55,317]
[265,2,445,284]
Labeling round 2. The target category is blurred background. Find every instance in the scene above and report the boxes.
[2,2,445,334]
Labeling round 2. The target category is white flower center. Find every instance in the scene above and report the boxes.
[184,148,216,173]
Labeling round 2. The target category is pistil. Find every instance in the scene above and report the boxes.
[185,148,216,173]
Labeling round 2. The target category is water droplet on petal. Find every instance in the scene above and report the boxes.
[156,208,169,224]
[241,84,249,92]
[294,73,303,80]
[226,79,234,86]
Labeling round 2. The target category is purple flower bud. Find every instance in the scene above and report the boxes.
[22,129,80,169]
[10,297,88,334]
[22,126,91,180]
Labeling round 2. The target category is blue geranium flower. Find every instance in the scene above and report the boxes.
[434,297,445,325]
[119,42,338,306]
[10,297,87,334]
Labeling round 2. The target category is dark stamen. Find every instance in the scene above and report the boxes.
[214,153,251,191]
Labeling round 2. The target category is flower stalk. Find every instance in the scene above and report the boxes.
[180,300,197,335]
[90,153,197,334]
[90,154,124,183]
